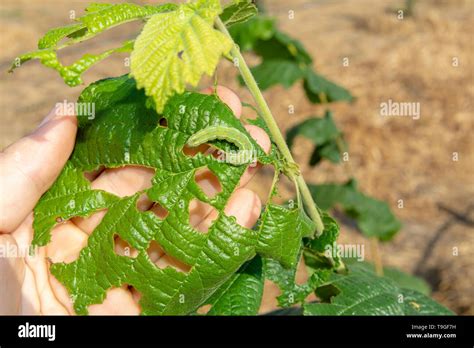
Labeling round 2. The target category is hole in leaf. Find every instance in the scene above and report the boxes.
[114,234,138,259]
[130,286,142,303]
[83,165,105,182]
[295,256,309,286]
[183,143,211,157]
[197,304,212,315]
[136,193,169,219]
[241,164,276,205]
[87,287,141,315]
[71,208,108,235]
[154,254,191,273]
[146,240,165,263]
[177,50,184,59]
[47,222,88,264]
[189,198,218,233]
[304,291,318,304]
[315,284,341,303]
[149,203,169,219]
[194,168,221,199]
[136,193,154,212]
[158,117,168,127]
[260,279,281,313]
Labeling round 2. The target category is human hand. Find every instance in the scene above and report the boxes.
[0,86,270,315]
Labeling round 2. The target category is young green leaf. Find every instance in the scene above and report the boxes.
[10,41,134,87]
[79,3,178,35]
[308,179,402,241]
[205,256,264,315]
[220,0,257,27]
[11,3,177,84]
[304,262,452,315]
[130,0,233,112]
[38,23,86,49]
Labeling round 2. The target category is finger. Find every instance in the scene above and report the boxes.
[201,85,242,117]
[11,214,72,314]
[0,108,77,232]
[46,222,88,263]
[20,264,41,315]
[10,214,41,314]
[0,234,25,314]
[88,288,140,315]
[49,273,74,315]
[25,247,69,315]
[238,125,271,188]
[196,188,262,232]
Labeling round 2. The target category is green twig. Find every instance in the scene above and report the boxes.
[215,18,324,236]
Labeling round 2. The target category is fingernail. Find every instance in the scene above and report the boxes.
[37,107,59,129]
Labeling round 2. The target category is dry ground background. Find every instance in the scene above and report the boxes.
[0,0,473,314]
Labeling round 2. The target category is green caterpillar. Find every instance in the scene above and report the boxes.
[187,125,255,166]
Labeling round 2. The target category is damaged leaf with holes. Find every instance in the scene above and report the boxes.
[32,74,314,315]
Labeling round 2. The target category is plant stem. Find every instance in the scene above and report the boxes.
[215,18,324,236]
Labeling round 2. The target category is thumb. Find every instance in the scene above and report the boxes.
[0,107,77,232]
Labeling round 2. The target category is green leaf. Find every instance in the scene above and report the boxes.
[304,213,342,270]
[11,3,177,84]
[11,41,134,86]
[33,75,281,315]
[286,110,344,166]
[228,15,275,51]
[249,60,306,90]
[253,31,312,65]
[220,0,257,27]
[38,23,86,49]
[304,68,353,103]
[308,179,402,241]
[79,3,178,35]
[264,257,331,308]
[342,259,431,296]
[383,266,431,296]
[304,262,452,315]
[256,204,315,269]
[263,213,340,308]
[130,0,233,112]
[206,256,264,315]
[309,141,342,166]
[286,111,340,149]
